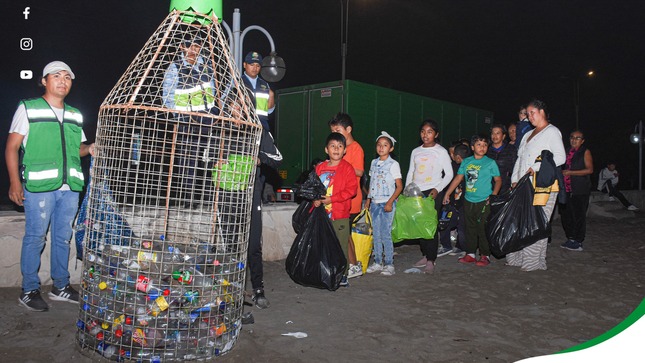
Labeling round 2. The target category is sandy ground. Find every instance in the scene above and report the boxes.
[0,213,643,363]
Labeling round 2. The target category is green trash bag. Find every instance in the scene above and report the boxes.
[391,195,438,243]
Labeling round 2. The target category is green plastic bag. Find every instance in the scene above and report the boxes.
[391,195,438,243]
[213,154,254,191]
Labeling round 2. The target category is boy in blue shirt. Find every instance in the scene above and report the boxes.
[442,134,501,266]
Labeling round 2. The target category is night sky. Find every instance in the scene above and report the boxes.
[2,0,645,202]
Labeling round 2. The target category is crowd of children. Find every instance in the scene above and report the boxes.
[311,109,638,284]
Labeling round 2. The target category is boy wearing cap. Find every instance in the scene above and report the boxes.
[6,61,95,311]
[364,132,403,276]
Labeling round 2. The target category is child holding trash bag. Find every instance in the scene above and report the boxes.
[443,134,501,266]
[364,131,403,276]
[405,119,454,274]
[314,133,358,286]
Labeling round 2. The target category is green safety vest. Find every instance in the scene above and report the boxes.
[20,97,85,192]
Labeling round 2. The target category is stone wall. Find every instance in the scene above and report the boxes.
[0,202,299,288]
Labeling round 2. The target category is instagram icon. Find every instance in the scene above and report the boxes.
[20,37,33,51]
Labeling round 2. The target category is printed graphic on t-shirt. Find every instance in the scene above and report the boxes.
[465,163,481,193]
[414,155,436,184]
[319,170,335,217]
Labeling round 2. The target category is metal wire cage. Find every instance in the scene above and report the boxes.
[76,10,262,361]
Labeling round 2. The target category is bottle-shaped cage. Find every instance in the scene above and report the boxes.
[76,9,262,361]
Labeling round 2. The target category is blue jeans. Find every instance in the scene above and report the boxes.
[22,189,79,291]
[370,202,395,265]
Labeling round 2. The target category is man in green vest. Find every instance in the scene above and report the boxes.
[5,61,95,312]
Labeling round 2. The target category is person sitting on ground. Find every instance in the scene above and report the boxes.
[597,162,639,211]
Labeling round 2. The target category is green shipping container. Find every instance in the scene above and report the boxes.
[275,80,494,186]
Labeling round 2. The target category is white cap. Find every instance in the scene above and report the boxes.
[42,61,75,79]
[375,131,396,145]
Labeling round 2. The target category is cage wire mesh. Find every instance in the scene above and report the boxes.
[76,10,262,361]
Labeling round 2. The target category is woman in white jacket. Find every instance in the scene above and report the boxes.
[507,99,566,271]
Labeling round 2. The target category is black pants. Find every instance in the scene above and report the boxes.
[602,182,632,208]
[418,189,445,261]
[248,179,264,290]
[218,182,264,291]
[561,193,590,243]
[438,204,466,251]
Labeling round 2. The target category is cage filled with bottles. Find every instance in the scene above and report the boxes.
[76,8,262,361]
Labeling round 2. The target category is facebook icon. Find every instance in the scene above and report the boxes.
[23,7,30,19]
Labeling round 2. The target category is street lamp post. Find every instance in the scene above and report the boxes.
[340,0,349,83]
[573,70,594,130]
[221,8,285,81]
[630,120,643,191]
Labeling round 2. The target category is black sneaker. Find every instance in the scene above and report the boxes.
[48,284,79,303]
[339,275,349,287]
[19,290,49,311]
[252,289,270,309]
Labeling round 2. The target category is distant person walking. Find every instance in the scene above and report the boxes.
[560,130,594,251]
[6,61,95,311]
[507,99,565,272]
[597,162,639,211]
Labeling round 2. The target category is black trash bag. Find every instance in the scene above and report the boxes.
[438,203,459,231]
[285,205,347,291]
[292,200,313,234]
[294,169,326,201]
[486,174,552,258]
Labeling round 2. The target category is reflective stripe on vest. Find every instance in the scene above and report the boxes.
[26,107,83,124]
[255,92,269,116]
[28,168,59,181]
[69,167,85,181]
[174,82,215,112]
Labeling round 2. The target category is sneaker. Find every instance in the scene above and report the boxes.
[19,290,49,311]
[449,248,465,256]
[381,265,395,276]
[48,284,79,304]
[437,247,452,257]
[628,205,639,211]
[339,275,349,287]
[423,261,435,274]
[608,196,616,202]
[561,239,583,251]
[347,263,363,279]
[459,254,477,264]
[475,255,491,267]
[413,257,428,268]
[252,289,270,309]
[241,312,255,325]
[366,262,383,274]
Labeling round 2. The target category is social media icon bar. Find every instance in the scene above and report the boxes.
[23,7,30,19]
[20,38,33,51]
[20,70,33,80]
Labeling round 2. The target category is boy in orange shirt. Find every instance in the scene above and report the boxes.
[329,113,364,278]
